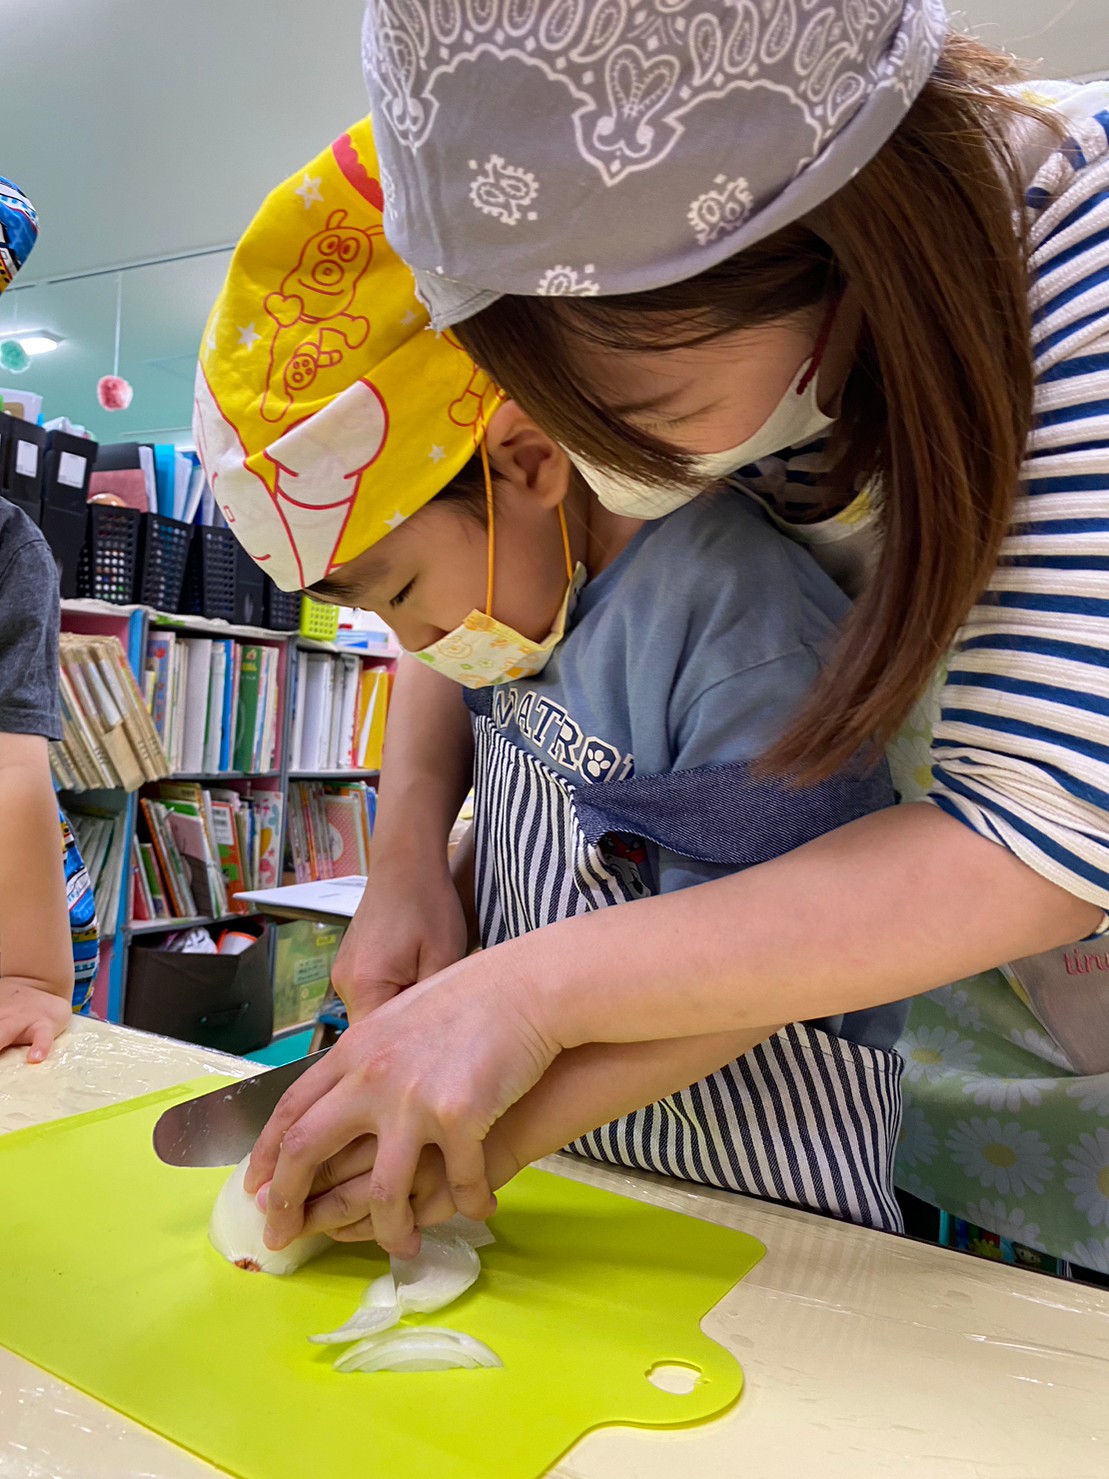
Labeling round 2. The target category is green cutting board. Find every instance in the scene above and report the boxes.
[0,1080,764,1478]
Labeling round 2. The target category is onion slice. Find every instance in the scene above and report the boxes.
[392,1228,481,1314]
[309,1272,399,1345]
[310,1221,491,1344]
[209,1156,329,1277]
[333,1327,502,1374]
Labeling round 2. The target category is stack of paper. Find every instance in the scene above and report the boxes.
[288,653,390,772]
[51,634,170,793]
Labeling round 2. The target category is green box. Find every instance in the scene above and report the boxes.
[272,919,345,1032]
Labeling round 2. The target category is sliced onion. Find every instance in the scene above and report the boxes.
[437,1214,496,1250]
[309,1272,398,1345]
[309,1220,495,1345]
[333,1327,502,1374]
[209,1156,329,1277]
[393,1228,481,1314]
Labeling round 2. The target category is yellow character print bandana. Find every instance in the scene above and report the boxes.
[193,117,500,590]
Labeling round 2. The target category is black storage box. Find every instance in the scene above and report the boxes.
[137,513,192,611]
[181,525,238,622]
[77,503,140,604]
[0,413,46,524]
[264,576,301,631]
[123,926,273,1055]
[45,427,96,506]
[234,542,266,626]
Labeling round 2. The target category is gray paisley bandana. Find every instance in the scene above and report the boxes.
[361,0,949,328]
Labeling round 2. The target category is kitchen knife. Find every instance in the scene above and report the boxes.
[152,1050,329,1167]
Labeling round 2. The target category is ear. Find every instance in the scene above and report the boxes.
[484,400,569,510]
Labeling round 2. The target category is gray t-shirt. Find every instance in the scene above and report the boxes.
[0,497,61,739]
[469,485,905,1052]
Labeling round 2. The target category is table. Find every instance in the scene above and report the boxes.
[2,1017,1108,1478]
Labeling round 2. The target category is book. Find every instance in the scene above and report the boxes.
[145,633,175,746]
[180,638,213,774]
[139,841,170,918]
[131,836,153,923]
[233,646,262,773]
[139,798,197,919]
[299,655,331,771]
[95,637,170,783]
[204,640,228,774]
[256,791,283,890]
[52,634,169,794]
[67,798,129,936]
[324,793,369,874]
[290,650,309,770]
[218,640,235,772]
[160,782,228,917]
[209,797,249,914]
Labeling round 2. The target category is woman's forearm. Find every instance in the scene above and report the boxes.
[500,803,1102,1051]
[490,1028,776,1182]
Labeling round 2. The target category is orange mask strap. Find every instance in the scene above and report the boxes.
[480,437,496,616]
[480,436,575,617]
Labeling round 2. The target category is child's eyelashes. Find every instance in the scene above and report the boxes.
[390,579,416,609]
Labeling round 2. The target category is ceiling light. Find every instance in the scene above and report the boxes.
[13,331,63,356]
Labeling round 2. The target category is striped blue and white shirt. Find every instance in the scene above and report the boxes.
[740,82,1109,927]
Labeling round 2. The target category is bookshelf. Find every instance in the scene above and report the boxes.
[58,598,394,1031]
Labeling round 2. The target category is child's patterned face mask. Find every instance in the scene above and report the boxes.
[412,443,584,689]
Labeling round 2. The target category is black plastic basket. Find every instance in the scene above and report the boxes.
[181,525,238,622]
[234,543,267,627]
[77,504,141,604]
[136,513,192,612]
[263,577,301,631]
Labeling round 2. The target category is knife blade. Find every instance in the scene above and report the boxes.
[152,1050,330,1167]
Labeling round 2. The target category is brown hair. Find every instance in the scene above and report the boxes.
[456,35,1052,781]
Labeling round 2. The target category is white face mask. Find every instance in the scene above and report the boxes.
[569,308,839,520]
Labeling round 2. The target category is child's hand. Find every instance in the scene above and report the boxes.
[280,1125,524,1246]
[0,978,72,1063]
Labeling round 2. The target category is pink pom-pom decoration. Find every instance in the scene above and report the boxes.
[97,374,133,411]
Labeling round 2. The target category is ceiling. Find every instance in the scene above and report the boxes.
[2,0,1107,446]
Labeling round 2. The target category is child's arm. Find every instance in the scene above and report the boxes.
[0,731,74,1061]
[0,519,74,1061]
[331,658,475,1020]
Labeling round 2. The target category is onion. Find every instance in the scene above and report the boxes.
[209,1156,330,1276]
[309,1272,399,1345]
[333,1327,502,1374]
[392,1228,481,1313]
[310,1221,492,1344]
[438,1214,495,1250]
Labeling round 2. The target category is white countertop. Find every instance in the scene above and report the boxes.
[2,1017,1108,1479]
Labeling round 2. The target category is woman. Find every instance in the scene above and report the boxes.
[249,3,1109,1267]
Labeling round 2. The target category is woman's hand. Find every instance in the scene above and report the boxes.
[246,955,558,1257]
[0,978,72,1062]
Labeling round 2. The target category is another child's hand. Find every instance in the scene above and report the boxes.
[0,978,71,1063]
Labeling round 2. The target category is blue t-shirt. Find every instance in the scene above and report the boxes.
[470,485,905,1051]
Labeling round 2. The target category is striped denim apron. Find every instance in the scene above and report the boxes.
[473,714,904,1233]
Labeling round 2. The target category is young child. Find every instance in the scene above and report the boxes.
[0,176,98,1059]
[198,120,904,1232]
